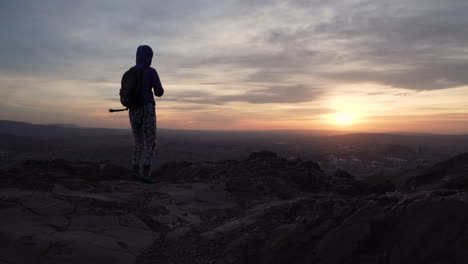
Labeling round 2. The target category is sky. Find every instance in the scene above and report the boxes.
[1,0,467,133]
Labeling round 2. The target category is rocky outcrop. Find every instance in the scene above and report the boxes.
[406,153,468,190]
[1,152,467,264]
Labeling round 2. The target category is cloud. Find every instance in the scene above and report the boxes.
[1,0,467,130]
[308,0,468,90]
[0,0,213,78]
[164,85,323,104]
[322,62,468,90]
[219,85,323,104]
[2,0,468,90]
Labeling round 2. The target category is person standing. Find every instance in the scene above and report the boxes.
[129,45,164,183]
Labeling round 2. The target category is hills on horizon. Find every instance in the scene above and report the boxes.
[2,119,468,136]
[1,119,468,184]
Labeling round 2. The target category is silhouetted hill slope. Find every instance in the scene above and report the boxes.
[406,153,468,190]
[0,120,129,151]
[2,120,468,177]
[0,120,327,169]
[1,151,468,263]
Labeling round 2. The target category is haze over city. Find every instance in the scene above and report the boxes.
[1,0,467,133]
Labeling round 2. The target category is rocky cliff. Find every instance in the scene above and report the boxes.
[1,151,467,264]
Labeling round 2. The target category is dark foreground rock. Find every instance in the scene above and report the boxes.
[1,152,467,264]
[406,153,468,190]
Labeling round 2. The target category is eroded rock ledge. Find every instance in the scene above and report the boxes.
[1,152,467,264]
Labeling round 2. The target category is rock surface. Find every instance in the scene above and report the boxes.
[0,152,467,263]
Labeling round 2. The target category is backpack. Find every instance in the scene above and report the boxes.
[120,66,146,109]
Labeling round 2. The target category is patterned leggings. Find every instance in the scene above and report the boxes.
[129,103,157,168]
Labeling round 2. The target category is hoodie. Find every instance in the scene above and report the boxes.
[134,45,164,105]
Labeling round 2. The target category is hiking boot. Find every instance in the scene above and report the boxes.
[142,165,156,184]
[130,165,141,180]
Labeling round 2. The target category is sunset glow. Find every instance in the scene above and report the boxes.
[0,1,467,134]
[334,113,356,125]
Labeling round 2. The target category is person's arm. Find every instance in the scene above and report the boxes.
[152,69,164,97]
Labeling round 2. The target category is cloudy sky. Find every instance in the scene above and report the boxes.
[1,0,467,133]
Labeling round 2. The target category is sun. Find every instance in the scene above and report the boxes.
[334,113,356,125]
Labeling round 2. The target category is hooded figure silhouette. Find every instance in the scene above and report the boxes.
[129,45,164,183]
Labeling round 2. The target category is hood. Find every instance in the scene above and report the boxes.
[136,45,153,67]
